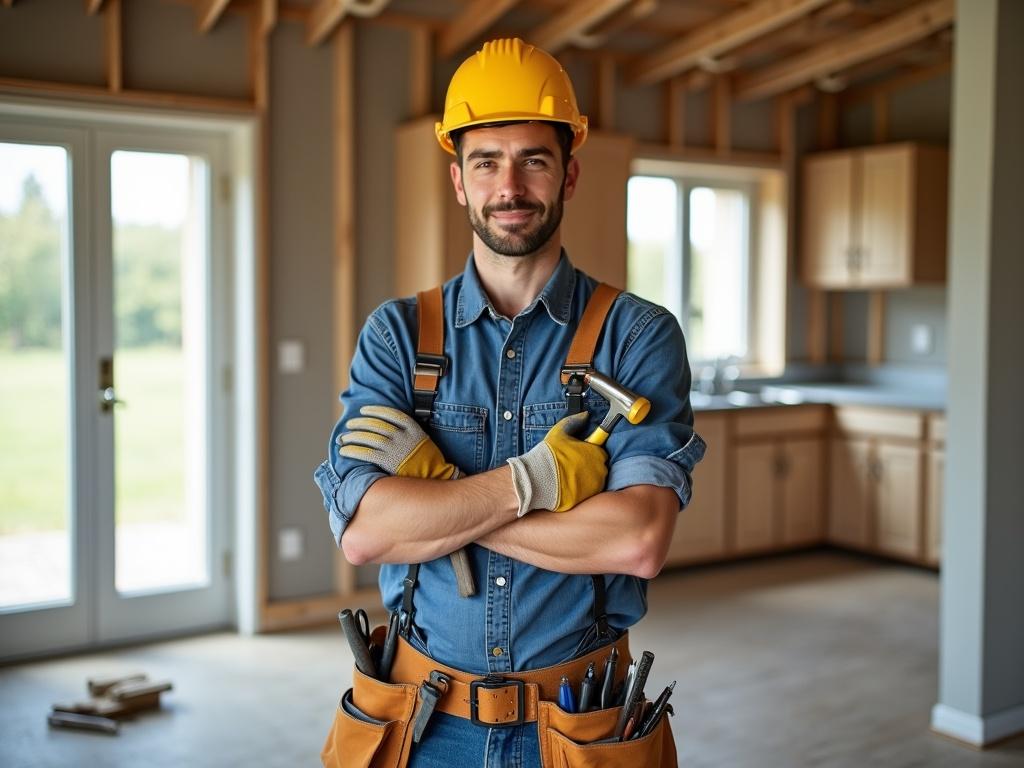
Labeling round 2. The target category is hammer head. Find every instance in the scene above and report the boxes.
[584,371,650,438]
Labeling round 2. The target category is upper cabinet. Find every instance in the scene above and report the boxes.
[801,143,949,289]
[394,118,632,296]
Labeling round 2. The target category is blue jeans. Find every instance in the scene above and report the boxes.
[409,712,541,768]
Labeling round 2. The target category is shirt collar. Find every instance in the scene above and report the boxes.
[455,250,577,329]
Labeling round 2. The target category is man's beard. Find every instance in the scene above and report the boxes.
[467,188,565,257]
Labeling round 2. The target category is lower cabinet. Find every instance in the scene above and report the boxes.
[828,437,873,548]
[666,413,727,565]
[732,406,828,555]
[925,413,945,566]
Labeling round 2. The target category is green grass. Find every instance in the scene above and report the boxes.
[0,347,186,534]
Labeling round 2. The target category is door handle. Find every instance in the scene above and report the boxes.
[99,356,126,413]
[100,386,126,413]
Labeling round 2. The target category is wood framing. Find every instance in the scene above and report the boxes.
[105,0,122,94]
[409,24,431,118]
[249,3,269,110]
[595,56,616,131]
[528,0,631,55]
[665,76,686,149]
[0,76,256,113]
[332,22,358,597]
[735,0,954,101]
[572,0,657,49]
[628,0,833,86]
[85,0,105,14]
[712,74,731,156]
[260,0,277,34]
[197,0,233,34]
[261,588,381,632]
[438,0,520,59]
[634,142,782,169]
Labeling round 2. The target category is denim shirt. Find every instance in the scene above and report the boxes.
[314,252,706,674]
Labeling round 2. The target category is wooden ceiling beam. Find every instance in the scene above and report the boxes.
[307,0,389,46]
[528,0,632,55]
[438,0,522,60]
[627,0,834,86]
[260,0,277,34]
[735,0,954,101]
[85,0,106,14]
[571,0,657,50]
[197,0,233,33]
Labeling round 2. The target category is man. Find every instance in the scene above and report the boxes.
[315,38,704,767]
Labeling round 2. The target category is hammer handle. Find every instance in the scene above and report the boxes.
[585,426,611,445]
[450,548,476,597]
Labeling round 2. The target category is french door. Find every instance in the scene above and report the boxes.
[0,114,233,660]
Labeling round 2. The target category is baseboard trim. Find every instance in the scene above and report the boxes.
[931,702,1024,746]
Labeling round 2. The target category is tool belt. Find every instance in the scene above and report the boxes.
[321,630,678,768]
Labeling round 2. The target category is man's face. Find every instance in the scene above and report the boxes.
[450,122,579,258]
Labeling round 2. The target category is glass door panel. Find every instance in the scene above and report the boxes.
[109,150,210,595]
[0,141,73,611]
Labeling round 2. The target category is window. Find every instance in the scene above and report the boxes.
[627,160,787,375]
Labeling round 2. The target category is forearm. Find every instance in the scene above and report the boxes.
[341,466,519,565]
[477,485,679,578]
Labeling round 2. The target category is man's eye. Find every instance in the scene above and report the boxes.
[525,158,546,167]
[475,160,493,169]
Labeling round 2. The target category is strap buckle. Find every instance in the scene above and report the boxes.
[469,675,526,728]
[413,353,448,422]
[562,366,590,416]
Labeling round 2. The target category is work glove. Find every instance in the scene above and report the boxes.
[338,405,476,597]
[339,405,462,480]
[506,412,608,517]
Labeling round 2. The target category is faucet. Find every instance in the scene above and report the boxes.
[696,357,741,396]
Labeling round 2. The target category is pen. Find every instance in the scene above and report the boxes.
[616,660,636,707]
[558,675,577,713]
[578,662,596,713]
[635,681,675,739]
[599,647,618,709]
[378,610,400,683]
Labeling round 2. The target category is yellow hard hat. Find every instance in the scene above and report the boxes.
[436,38,588,156]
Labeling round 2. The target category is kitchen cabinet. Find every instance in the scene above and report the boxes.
[394,117,632,296]
[732,406,828,555]
[666,413,727,565]
[828,406,928,562]
[801,143,948,289]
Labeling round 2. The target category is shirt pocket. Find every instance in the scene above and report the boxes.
[428,402,487,475]
[522,396,610,453]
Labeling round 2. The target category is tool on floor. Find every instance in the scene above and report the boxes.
[581,371,651,445]
[49,672,173,735]
[338,608,378,679]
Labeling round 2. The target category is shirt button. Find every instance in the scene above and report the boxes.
[492,647,504,657]
[503,410,513,421]
[505,349,516,359]
[495,576,507,587]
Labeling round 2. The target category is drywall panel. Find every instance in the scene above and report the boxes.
[0,0,105,86]
[122,0,249,99]
[267,20,336,601]
[356,22,410,316]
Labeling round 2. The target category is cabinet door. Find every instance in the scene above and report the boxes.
[666,414,727,565]
[829,437,872,548]
[734,443,778,553]
[925,447,944,566]
[875,442,923,559]
[780,438,824,546]
[802,153,854,287]
[858,146,912,286]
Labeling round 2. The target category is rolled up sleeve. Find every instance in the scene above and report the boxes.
[604,305,707,509]
[313,302,414,546]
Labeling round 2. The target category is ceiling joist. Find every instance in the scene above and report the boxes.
[438,0,521,59]
[735,0,954,101]
[307,0,390,47]
[85,0,106,14]
[570,0,657,50]
[528,0,632,55]
[197,0,233,34]
[628,0,834,86]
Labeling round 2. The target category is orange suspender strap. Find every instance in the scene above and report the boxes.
[561,282,621,415]
[413,286,447,423]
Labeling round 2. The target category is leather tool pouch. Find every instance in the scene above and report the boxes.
[538,700,678,768]
[321,666,418,768]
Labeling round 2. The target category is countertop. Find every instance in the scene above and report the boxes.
[691,383,946,413]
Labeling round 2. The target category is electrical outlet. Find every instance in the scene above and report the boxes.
[278,527,304,561]
[911,324,933,355]
[278,339,305,373]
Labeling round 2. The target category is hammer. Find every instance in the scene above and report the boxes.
[582,371,651,445]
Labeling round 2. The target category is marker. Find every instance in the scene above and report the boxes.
[635,681,675,739]
[599,647,618,709]
[558,675,576,713]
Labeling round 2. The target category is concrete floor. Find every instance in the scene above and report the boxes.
[2,551,1022,767]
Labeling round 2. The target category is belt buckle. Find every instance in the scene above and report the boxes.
[469,675,525,728]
